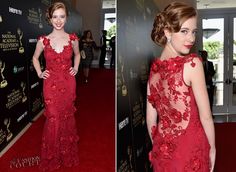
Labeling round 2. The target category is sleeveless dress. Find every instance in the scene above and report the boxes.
[148,54,210,172]
[38,33,79,171]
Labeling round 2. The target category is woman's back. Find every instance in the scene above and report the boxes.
[148,54,210,172]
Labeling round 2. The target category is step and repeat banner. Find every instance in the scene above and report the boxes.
[117,0,160,171]
[0,0,82,153]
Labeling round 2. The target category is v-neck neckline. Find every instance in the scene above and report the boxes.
[46,35,71,54]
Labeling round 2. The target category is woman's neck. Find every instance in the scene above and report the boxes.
[51,29,66,37]
[160,44,182,60]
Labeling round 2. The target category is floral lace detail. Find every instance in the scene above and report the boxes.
[149,126,177,162]
[148,54,199,138]
[184,148,210,172]
[39,33,78,55]
[69,33,79,41]
[39,34,79,171]
[148,54,200,160]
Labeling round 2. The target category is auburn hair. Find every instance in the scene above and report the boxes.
[46,1,68,25]
[151,2,197,46]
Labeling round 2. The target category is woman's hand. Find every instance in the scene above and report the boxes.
[209,147,216,172]
[38,70,50,79]
[69,67,78,76]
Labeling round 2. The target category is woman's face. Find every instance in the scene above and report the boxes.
[86,32,91,38]
[50,8,67,30]
[168,17,197,56]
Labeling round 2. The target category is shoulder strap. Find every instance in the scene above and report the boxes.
[37,35,49,46]
[69,33,79,41]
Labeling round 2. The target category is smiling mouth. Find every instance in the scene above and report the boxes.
[184,45,193,49]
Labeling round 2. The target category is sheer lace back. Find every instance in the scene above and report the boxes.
[148,54,198,138]
[148,54,211,172]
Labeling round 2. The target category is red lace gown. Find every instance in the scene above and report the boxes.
[38,34,79,171]
[148,54,210,172]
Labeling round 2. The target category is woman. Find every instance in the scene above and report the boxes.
[146,2,216,172]
[79,30,98,83]
[32,2,80,171]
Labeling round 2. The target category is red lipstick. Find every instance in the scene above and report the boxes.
[184,45,193,49]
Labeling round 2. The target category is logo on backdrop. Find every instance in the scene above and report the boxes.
[0,59,8,88]
[140,63,148,84]
[41,0,51,6]
[13,65,25,74]
[0,128,7,144]
[17,28,24,53]
[31,82,39,89]
[0,31,19,52]
[139,95,146,126]
[6,89,23,109]
[17,111,28,122]
[38,8,43,28]
[118,117,129,131]
[9,7,22,15]
[21,82,27,103]
[132,101,143,127]
[4,118,13,142]
[130,69,138,80]
[27,8,44,29]
[29,38,37,43]
[32,97,42,113]
[118,56,128,96]
[127,145,134,172]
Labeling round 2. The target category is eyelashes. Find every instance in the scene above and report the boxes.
[180,29,198,35]
[52,15,66,19]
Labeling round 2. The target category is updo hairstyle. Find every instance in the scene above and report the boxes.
[46,1,68,25]
[151,2,197,46]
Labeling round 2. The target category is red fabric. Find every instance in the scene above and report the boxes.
[148,54,210,172]
[39,34,79,171]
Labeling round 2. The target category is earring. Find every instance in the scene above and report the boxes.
[167,37,171,43]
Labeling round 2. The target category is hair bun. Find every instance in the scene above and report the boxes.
[151,2,197,46]
[151,11,167,46]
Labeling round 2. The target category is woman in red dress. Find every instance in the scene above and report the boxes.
[146,2,216,172]
[32,2,80,171]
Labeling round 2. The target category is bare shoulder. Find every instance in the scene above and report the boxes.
[184,56,203,71]
[70,33,79,42]
[37,35,50,49]
[36,36,44,47]
[37,35,45,42]
[183,56,204,86]
[70,33,79,47]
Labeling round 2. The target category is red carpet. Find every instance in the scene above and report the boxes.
[0,68,115,172]
[214,122,236,172]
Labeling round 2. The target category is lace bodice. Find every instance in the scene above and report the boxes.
[38,33,78,72]
[148,54,200,138]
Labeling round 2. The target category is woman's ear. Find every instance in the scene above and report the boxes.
[164,29,171,41]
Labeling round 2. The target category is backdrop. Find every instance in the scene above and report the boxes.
[117,0,160,171]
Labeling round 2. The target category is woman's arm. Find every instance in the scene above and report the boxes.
[146,82,158,143]
[70,39,80,76]
[32,39,49,79]
[185,57,216,171]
